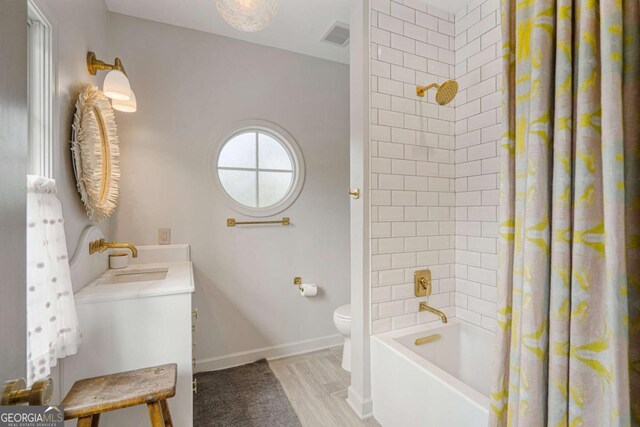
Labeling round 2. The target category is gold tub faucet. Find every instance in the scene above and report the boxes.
[89,239,138,258]
[419,302,448,323]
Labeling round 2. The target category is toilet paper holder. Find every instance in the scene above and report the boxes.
[293,277,318,297]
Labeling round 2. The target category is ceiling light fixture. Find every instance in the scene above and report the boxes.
[215,0,279,32]
[86,51,137,113]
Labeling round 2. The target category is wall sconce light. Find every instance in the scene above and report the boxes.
[111,91,137,113]
[86,51,137,112]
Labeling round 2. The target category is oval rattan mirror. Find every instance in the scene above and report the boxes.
[71,84,120,221]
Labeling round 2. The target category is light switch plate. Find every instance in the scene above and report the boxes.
[158,228,171,245]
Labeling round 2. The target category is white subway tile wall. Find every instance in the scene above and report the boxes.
[370,0,501,333]
[371,0,456,334]
[453,0,500,332]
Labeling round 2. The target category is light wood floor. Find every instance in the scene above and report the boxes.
[269,346,381,427]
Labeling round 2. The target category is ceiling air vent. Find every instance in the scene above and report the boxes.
[322,22,350,47]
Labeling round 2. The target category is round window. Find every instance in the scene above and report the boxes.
[214,122,305,217]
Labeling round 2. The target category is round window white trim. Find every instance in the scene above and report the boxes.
[212,120,306,218]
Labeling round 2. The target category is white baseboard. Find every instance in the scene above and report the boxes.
[347,386,374,419]
[195,334,344,372]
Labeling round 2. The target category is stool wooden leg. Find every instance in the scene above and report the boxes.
[76,414,100,427]
[160,400,173,427]
[147,401,165,427]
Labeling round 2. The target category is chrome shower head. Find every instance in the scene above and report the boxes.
[416,80,459,105]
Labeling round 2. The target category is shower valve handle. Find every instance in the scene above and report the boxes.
[419,277,432,295]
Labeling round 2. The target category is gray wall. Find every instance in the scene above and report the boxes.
[108,13,351,364]
[0,0,28,382]
[40,0,111,261]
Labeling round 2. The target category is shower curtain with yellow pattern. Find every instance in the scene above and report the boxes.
[490,0,640,425]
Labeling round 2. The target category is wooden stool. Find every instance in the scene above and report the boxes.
[61,364,177,427]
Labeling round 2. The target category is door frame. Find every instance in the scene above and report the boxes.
[348,0,372,418]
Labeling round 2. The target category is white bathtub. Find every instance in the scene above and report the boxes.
[371,319,494,427]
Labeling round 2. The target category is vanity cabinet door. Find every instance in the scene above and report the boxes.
[62,293,193,427]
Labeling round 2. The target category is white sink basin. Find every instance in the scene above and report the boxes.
[73,248,194,304]
[102,268,169,285]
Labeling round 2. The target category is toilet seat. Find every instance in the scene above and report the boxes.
[334,304,350,320]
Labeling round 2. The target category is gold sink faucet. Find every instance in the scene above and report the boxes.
[419,302,448,323]
[89,238,138,258]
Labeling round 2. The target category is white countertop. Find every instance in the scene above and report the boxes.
[74,261,195,305]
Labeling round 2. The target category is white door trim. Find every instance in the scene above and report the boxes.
[348,0,372,419]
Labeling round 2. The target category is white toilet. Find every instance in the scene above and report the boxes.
[333,304,351,372]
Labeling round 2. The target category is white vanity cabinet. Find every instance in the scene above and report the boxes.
[63,236,195,427]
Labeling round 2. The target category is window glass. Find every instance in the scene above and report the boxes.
[258,133,292,170]
[259,171,293,207]
[218,169,257,207]
[218,132,256,169]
